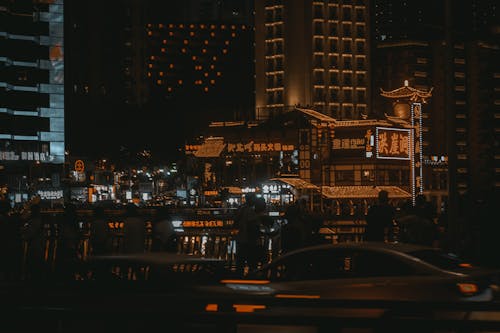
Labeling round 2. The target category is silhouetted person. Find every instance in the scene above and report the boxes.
[22,203,46,280]
[122,204,146,254]
[90,206,109,255]
[365,190,395,242]
[234,193,259,275]
[282,198,310,252]
[151,206,176,252]
[0,199,22,280]
[399,195,437,246]
[57,203,81,280]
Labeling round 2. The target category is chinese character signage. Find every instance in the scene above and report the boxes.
[376,127,411,160]
[227,141,294,153]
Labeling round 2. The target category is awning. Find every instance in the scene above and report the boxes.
[321,186,411,199]
[194,137,226,157]
[270,177,319,190]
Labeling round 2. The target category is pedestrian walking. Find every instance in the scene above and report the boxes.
[233,193,259,276]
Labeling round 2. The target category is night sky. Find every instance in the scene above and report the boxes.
[65,0,254,163]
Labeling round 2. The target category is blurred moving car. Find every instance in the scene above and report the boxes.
[217,242,499,303]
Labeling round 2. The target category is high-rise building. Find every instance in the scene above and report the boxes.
[255,0,371,120]
[0,0,65,201]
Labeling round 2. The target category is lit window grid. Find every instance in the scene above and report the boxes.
[146,23,244,91]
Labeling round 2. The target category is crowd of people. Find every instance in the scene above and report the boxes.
[0,190,447,280]
[0,197,178,281]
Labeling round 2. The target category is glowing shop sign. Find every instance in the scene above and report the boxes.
[376,127,411,160]
[182,220,226,228]
[0,151,52,161]
[227,141,295,153]
[332,138,365,150]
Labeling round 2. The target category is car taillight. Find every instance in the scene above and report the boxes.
[457,282,479,296]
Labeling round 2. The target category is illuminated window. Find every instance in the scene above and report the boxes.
[179,24,184,28]
[213,56,217,61]
[192,55,197,60]
[216,72,221,76]
[231,32,236,37]
[167,87,172,92]
[148,64,153,68]
[189,24,195,28]
[190,31,195,36]
[210,65,215,69]
[168,24,174,28]
[157,79,162,85]
[200,24,205,29]
[204,72,209,77]
[210,32,215,37]
[204,40,209,45]
[242,25,246,30]
[222,49,227,54]
[147,23,152,28]
[162,39,167,44]
[225,40,230,45]
[158,23,163,28]
[202,49,207,53]
[231,25,236,30]
[147,31,152,36]
[178,79,183,85]
[204,87,209,92]
[181,48,186,53]
[184,39,189,44]
[210,80,215,84]
[159,72,164,76]
[221,25,226,29]
[210,25,216,29]
[147,72,151,77]
[169,64,174,69]
[150,56,155,60]
[169,32,174,36]
[161,48,166,53]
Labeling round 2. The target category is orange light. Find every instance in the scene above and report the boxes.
[150,56,155,60]
[210,80,215,84]
[223,49,227,54]
[148,64,153,68]
[457,283,479,295]
[231,33,236,37]
[147,72,151,77]
[202,49,207,53]
[459,263,473,268]
[233,304,266,313]
[210,32,215,37]
[189,24,195,29]
[213,56,217,61]
[168,24,174,28]
[162,39,167,44]
[221,25,226,29]
[204,40,209,45]
[179,24,184,28]
[178,80,183,85]
[192,56,197,60]
[158,23,163,28]
[167,87,172,92]
[169,64,174,69]
[204,72,209,77]
[216,72,221,76]
[231,25,236,30]
[147,31,152,36]
[225,40,229,45]
[205,304,218,312]
[156,79,162,85]
[220,279,270,285]
[184,39,189,44]
[275,294,320,299]
[159,72,164,76]
[204,87,209,92]
[200,24,205,29]
[161,48,166,53]
[181,48,186,53]
[210,65,215,69]
[169,32,174,36]
[190,31,195,36]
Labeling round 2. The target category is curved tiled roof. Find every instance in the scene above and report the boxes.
[380,86,433,102]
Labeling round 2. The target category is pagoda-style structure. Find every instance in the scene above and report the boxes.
[380,81,433,205]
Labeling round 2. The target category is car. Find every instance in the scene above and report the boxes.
[214,242,499,303]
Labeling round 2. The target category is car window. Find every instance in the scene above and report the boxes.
[408,249,473,271]
[350,250,416,277]
[265,249,353,281]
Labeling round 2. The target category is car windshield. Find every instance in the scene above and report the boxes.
[408,249,473,271]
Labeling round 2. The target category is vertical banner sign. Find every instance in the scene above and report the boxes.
[410,103,424,205]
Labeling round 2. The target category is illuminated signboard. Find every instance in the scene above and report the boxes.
[376,127,411,160]
[182,220,234,228]
[227,141,295,153]
[0,151,53,162]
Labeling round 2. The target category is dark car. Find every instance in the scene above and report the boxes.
[214,242,499,303]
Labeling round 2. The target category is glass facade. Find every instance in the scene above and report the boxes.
[0,0,64,165]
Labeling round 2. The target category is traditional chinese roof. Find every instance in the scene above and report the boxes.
[194,137,226,158]
[380,86,433,102]
[270,177,320,190]
[321,186,411,199]
[296,108,336,123]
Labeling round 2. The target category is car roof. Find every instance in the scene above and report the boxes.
[277,241,436,257]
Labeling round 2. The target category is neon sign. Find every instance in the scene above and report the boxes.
[376,127,411,160]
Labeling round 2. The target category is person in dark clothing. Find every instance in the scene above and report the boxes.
[90,206,109,256]
[282,198,310,253]
[57,203,81,280]
[151,206,176,252]
[365,190,395,242]
[234,193,259,276]
[22,203,46,280]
